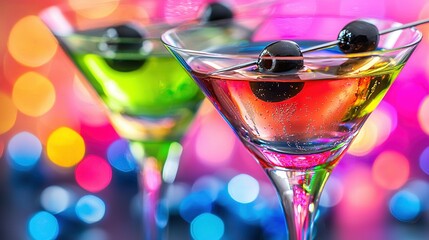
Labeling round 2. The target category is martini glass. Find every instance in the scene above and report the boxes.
[162,15,422,239]
[39,2,205,239]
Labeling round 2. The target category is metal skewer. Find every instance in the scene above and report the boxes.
[210,18,429,74]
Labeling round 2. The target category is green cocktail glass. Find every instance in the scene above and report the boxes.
[40,2,203,239]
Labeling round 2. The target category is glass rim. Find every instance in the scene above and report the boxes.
[161,15,423,61]
[38,2,180,43]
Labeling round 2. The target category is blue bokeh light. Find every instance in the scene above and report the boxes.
[7,131,42,170]
[389,190,421,222]
[179,191,213,222]
[107,139,137,172]
[418,146,429,175]
[227,174,259,204]
[190,213,224,240]
[75,195,106,224]
[28,211,59,240]
[40,185,72,214]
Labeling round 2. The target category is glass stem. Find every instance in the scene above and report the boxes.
[129,140,183,240]
[266,167,332,240]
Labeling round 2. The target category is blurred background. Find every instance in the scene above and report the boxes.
[1,0,429,239]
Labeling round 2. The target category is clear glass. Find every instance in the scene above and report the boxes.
[162,15,422,240]
[39,2,204,239]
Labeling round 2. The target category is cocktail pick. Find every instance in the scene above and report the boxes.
[210,18,429,74]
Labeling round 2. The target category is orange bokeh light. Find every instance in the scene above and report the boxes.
[68,0,120,19]
[0,92,18,135]
[12,71,56,117]
[7,15,58,67]
[372,151,410,190]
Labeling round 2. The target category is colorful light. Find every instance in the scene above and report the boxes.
[348,120,378,156]
[75,195,106,224]
[72,76,109,127]
[339,0,386,17]
[75,155,112,192]
[419,146,429,175]
[7,131,42,170]
[0,92,18,135]
[418,95,429,135]
[107,139,137,173]
[179,191,213,222]
[227,174,259,204]
[46,127,85,168]
[319,175,344,208]
[40,186,73,214]
[372,151,410,190]
[195,114,235,167]
[12,71,56,117]
[389,190,422,222]
[7,15,58,67]
[28,211,59,240]
[190,213,224,240]
[68,0,120,19]
[78,228,109,240]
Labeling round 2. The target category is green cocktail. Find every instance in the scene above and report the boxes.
[40,4,204,239]
[59,24,203,143]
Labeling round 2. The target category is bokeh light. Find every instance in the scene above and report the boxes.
[28,211,59,240]
[47,127,85,168]
[319,175,344,208]
[195,115,235,167]
[75,155,112,192]
[227,174,259,204]
[419,146,429,175]
[75,195,106,224]
[107,139,137,173]
[348,120,378,156]
[190,213,224,240]
[372,151,410,190]
[7,15,58,67]
[40,185,73,214]
[68,0,120,19]
[0,141,4,158]
[78,228,109,240]
[7,131,42,171]
[418,95,429,135]
[179,191,213,222]
[73,76,109,127]
[389,190,422,222]
[12,71,56,117]
[0,92,18,135]
[339,0,385,17]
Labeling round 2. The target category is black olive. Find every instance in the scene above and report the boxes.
[337,20,380,54]
[99,24,147,72]
[257,40,304,73]
[200,2,234,22]
[250,81,304,102]
[252,40,304,102]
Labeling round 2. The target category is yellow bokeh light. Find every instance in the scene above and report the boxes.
[12,71,56,117]
[0,92,18,135]
[47,127,85,167]
[7,15,58,67]
[418,95,429,135]
[348,121,378,156]
[68,0,120,19]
